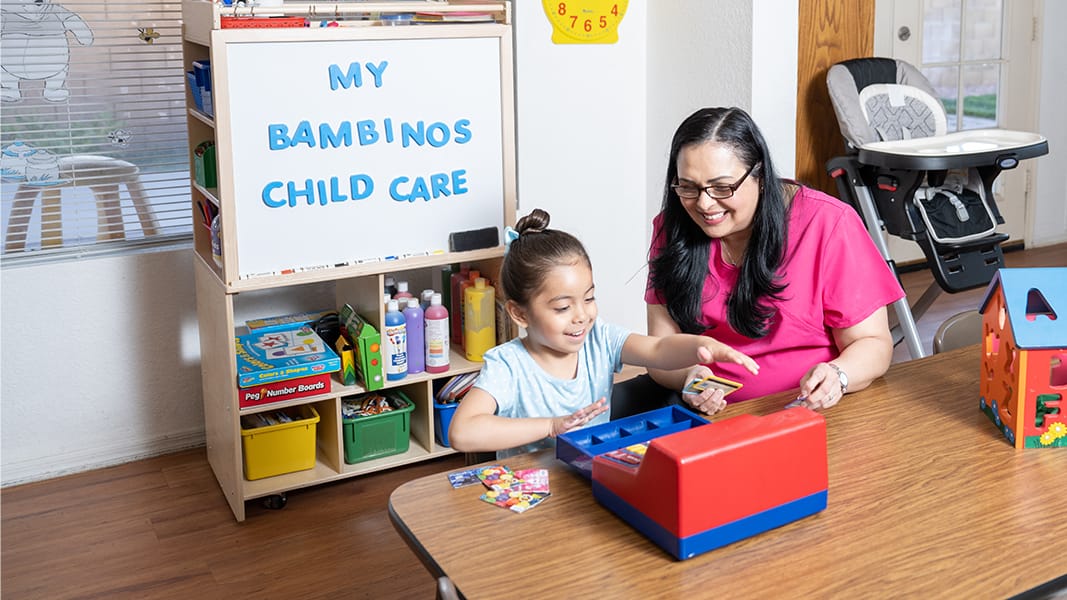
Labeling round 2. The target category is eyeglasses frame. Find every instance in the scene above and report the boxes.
[671,162,758,201]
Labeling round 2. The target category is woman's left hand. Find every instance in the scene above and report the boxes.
[796,362,844,410]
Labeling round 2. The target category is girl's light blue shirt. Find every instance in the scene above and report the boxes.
[473,319,631,457]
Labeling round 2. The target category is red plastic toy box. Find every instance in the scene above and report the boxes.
[560,406,828,560]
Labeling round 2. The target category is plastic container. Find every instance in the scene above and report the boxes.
[434,401,459,447]
[556,406,708,479]
[394,281,414,300]
[210,214,223,268]
[383,299,407,380]
[240,405,320,480]
[449,266,470,347]
[464,277,495,362]
[403,298,425,374]
[342,391,415,464]
[425,292,450,373]
[420,289,435,310]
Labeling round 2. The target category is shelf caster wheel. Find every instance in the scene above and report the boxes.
[263,493,287,510]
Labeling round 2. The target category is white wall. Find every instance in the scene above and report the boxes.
[1032,0,1067,246]
[5,0,1059,485]
[1,251,204,483]
[513,1,649,334]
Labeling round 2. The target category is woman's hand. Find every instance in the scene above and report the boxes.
[796,362,844,410]
[680,365,729,416]
[549,398,608,437]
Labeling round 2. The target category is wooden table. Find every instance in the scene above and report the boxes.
[389,347,1067,598]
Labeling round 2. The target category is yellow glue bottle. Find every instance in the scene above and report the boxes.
[463,277,496,362]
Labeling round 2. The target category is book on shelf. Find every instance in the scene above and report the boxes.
[236,324,341,387]
[435,371,479,404]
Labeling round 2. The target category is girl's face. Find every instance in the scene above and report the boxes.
[510,259,597,359]
[674,141,759,240]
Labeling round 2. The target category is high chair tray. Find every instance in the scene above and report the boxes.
[857,129,1048,171]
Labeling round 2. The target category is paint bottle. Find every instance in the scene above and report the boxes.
[384,276,398,297]
[449,265,470,347]
[425,293,450,373]
[420,289,435,310]
[456,270,481,351]
[395,280,414,301]
[464,277,496,362]
[383,299,407,380]
[403,298,425,374]
[383,292,392,312]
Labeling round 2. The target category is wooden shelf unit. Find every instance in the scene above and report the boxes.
[183,0,515,521]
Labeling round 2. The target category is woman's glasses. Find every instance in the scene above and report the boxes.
[672,162,758,200]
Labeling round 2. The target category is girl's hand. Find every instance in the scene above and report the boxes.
[680,365,728,416]
[796,362,844,410]
[549,398,608,437]
[697,340,760,375]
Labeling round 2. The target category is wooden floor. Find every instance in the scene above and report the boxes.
[2,243,1064,600]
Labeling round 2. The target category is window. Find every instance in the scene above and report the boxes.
[1,0,192,263]
[920,0,1003,131]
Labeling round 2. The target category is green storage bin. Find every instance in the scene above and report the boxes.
[342,390,414,464]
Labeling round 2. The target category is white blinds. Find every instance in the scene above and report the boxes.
[1,0,192,261]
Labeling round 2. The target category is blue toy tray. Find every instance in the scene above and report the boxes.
[556,406,709,479]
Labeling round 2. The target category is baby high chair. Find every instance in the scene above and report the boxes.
[824,57,1048,359]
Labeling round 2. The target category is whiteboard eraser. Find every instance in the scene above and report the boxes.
[449,227,499,252]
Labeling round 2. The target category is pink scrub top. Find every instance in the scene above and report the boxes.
[645,185,905,401]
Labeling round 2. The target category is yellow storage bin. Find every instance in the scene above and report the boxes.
[241,405,320,480]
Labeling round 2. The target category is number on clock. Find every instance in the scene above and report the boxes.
[542,0,629,45]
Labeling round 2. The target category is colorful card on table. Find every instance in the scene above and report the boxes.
[512,468,550,494]
[447,468,482,489]
[476,465,519,491]
[479,489,550,513]
[683,374,743,396]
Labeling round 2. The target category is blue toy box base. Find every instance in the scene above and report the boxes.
[434,402,459,447]
[594,483,828,560]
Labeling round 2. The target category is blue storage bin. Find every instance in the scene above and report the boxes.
[434,401,459,447]
[186,72,204,112]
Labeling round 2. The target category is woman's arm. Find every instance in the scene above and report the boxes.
[446,387,607,453]
[797,306,894,409]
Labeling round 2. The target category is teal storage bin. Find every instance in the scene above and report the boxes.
[342,391,414,464]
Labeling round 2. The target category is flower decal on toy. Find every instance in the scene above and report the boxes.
[1,0,94,102]
[1049,422,1067,438]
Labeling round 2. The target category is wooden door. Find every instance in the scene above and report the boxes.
[795,0,875,197]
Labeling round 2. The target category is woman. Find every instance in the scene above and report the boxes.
[641,107,904,415]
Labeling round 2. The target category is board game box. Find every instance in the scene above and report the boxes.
[239,372,332,408]
[236,325,341,387]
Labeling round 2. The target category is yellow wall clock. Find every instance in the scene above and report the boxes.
[541,0,629,44]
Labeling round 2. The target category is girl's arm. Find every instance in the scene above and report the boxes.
[446,387,607,453]
[639,303,758,386]
[797,306,893,409]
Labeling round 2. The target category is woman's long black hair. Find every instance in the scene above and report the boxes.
[648,107,788,339]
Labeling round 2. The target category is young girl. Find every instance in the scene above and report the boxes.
[447,208,759,457]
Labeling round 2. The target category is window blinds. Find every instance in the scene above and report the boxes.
[1,0,192,261]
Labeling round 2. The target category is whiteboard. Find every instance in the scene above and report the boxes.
[218,35,505,278]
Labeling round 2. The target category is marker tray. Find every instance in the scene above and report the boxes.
[556,406,708,479]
